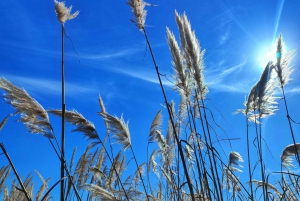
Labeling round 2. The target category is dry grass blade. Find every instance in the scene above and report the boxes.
[0,165,11,194]
[0,78,53,138]
[249,179,282,198]
[35,170,51,201]
[54,0,79,24]
[98,112,131,151]
[133,163,146,187]
[127,0,148,30]
[281,143,300,168]
[82,184,116,200]
[48,109,99,141]
[222,167,241,195]
[0,114,10,131]
[148,110,162,143]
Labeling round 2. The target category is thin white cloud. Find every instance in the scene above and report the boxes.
[114,68,173,87]
[81,48,141,60]
[2,75,96,97]
[207,58,247,84]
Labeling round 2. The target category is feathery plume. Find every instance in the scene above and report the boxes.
[229,151,244,169]
[99,112,132,151]
[235,63,278,122]
[127,0,148,30]
[175,11,208,99]
[249,180,282,198]
[222,167,241,195]
[0,78,53,138]
[167,27,193,99]
[54,0,79,24]
[148,110,162,143]
[83,184,116,200]
[281,143,300,168]
[274,34,296,87]
[35,170,51,201]
[48,109,99,142]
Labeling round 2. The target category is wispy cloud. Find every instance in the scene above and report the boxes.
[206,58,248,93]
[113,68,173,87]
[81,47,141,60]
[2,75,96,97]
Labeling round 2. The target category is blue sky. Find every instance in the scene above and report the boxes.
[1,0,300,199]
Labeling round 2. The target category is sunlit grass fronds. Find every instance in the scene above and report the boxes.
[148,149,159,178]
[48,109,98,141]
[249,180,282,198]
[107,151,122,188]
[74,144,93,188]
[167,27,192,99]
[255,63,279,117]
[235,63,278,122]
[133,163,146,187]
[184,144,195,171]
[35,170,51,201]
[281,143,300,168]
[90,166,106,181]
[159,165,175,189]
[148,110,162,143]
[127,0,148,30]
[275,34,296,87]
[0,165,10,194]
[99,112,131,151]
[229,151,244,170]
[0,114,10,131]
[4,186,8,201]
[83,184,116,200]
[54,0,79,24]
[0,78,53,138]
[222,167,241,195]
[175,11,208,99]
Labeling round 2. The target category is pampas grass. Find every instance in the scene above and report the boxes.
[54,0,79,24]
[0,78,53,138]
[281,143,300,168]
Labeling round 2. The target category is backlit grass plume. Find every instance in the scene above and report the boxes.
[235,63,278,122]
[0,78,53,138]
[175,11,208,99]
[127,0,148,30]
[222,152,243,196]
[274,34,296,87]
[54,0,79,24]
[99,112,131,151]
[167,27,193,99]
[281,143,300,168]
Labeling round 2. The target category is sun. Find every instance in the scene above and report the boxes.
[256,46,277,69]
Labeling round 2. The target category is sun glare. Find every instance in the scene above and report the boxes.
[256,46,277,69]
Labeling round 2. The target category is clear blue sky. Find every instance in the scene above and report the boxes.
[0,0,300,199]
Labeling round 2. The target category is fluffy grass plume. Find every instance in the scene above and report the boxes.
[275,34,296,87]
[175,11,208,99]
[98,112,132,151]
[127,0,148,30]
[54,0,79,24]
[281,143,300,168]
[0,78,53,137]
[48,109,98,141]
